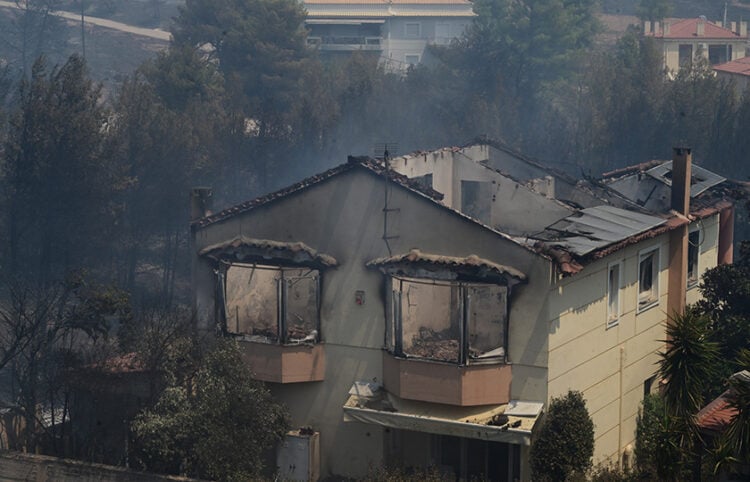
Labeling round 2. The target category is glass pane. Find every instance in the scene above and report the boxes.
[608,265,620,321]
[468,285,507,359]
[284,269,319,342]
[688,231,699,284]
[400,278,460,362]
[225,265,278,342]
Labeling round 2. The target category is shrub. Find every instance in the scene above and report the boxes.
[530,390,594,481]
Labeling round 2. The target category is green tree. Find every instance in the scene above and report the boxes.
[131,339,289,480]
[530,390,594,481]
[2,55,114,284]
[659,312,719,425]
[635,394,682,480]
[696,241,750,391]
[636,0,673,23]
[109,48,226,300]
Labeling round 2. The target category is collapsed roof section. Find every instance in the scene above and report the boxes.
[193,141,738,278]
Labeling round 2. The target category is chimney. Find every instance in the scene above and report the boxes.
[654,21,660,35]
[697,20,705,36]
[667,147,691,321]
[190,187,213,221]
[644,20,652,35]
[731,21,737,33]
[741,21,748,37]
[671,147,691,215]
[663,21,670,35]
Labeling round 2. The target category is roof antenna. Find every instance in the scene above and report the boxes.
[374,143,399,256]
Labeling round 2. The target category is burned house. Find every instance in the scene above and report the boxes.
[190,143,735,480]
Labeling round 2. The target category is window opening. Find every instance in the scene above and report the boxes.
[405,22,421,38]
[223,263,319,344]
[607,263,621,328]
[389,276,507,364]
[404,54,420,66]
[638,249,659,311]
[687,230,700,287]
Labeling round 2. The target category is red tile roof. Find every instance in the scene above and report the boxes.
[697,389,738,433]
[714,56,750,77]
[645,18,744,39]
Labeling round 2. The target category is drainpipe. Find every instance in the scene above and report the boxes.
[667,147,691,321]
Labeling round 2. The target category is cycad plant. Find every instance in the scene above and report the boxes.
[658,311,719,477]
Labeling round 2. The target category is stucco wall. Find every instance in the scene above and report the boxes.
[547,216,720,464]
[382,17,470,65]
[390,146,574,236]
[192,167,552,478]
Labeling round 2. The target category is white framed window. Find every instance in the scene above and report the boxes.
[435,22,451,44]
[687,229,700,288]
[607,262,622,328]
[405,22,421,38]
[404,54,420,66]
[638,247,660,312]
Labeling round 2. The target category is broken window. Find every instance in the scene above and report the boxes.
[688,230,700,287]
[388,276,507,364]
[223,264,319,344]
[638,248,659,312]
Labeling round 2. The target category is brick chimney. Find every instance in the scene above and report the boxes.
[667,147,691,320]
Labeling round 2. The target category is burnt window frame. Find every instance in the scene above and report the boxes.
[386,275,509,366]
[218,261,322,345]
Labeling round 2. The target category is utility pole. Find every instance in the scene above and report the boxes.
[80,0,85,60]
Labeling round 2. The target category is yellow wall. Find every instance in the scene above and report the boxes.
[547,216,720,464]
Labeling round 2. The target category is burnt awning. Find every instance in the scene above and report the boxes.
[199,236,337,268]
[343,382,542,445]
[366,249,526,285]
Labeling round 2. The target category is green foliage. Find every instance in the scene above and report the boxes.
[131,339,289,480]
[696,241,750,390]
[530,390,594,481]
[636,0,673,22]
[659,312,719,426]
[635,394,683,481]
[2,54,113,282]
[366,465,450,481]
[171,0,309,120]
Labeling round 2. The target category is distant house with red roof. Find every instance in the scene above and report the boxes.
[643,17,748,74]
[714,56,750,93]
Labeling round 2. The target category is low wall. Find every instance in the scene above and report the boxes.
[0,451,203,482]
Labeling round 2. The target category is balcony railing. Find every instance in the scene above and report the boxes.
[307,36,383,51]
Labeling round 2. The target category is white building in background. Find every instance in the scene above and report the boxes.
[303,0,475,70]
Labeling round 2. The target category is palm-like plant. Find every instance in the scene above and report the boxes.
[657,311,719,479]
[659,311,719,425]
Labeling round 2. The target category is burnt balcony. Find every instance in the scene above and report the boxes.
[240,341,325,384]
[382,351,511,406]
